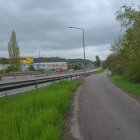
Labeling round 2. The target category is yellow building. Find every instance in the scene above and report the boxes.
[20,57,33,64]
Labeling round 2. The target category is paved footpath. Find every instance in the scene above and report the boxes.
[72,72,140,140]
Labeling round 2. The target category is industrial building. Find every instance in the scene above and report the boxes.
[34,62,68,71]
[0,57,68,72]
[21,61,68,72]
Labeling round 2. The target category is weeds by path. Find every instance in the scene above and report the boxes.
[0,80,82,140]
[94,68,105,74]
[111,76,140,96]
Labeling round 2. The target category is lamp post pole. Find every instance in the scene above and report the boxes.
[39,48,47,70]
[39,48,41,70]
[69,27,86,73]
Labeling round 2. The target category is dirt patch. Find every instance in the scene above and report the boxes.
[63,87,83,140]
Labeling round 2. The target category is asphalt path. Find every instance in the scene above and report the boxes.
[74,72,140,140]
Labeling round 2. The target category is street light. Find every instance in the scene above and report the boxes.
[39,48,47,70]
[69,27,86,73]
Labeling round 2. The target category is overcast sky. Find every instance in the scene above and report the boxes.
[0,0,139,60]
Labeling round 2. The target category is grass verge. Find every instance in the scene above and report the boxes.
[111,76,140,96]
[0,80,82,140]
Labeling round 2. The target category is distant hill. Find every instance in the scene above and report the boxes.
[34,57,66,63]
[34,57,93,64]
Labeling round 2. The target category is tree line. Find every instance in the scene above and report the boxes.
[106,4,140,82]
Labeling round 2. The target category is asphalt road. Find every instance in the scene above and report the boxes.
[77,72,140,140]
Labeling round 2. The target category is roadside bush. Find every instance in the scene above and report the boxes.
[124,65,140,82]
[5,65,13,73]
[28,65,35,71]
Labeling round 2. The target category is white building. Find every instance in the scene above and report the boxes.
[34,62,68,71]
[20,64,31,71]
[33,63,49,70]
[20,62,68,71]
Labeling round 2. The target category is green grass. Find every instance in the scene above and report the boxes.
[94,68,105,74]
[0,80,82,140]
[111,76,140,96]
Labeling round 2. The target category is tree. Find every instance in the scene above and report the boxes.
[95,55,101,67]
[106,53,125,75]
[5,66,13,73]
[0,58,9,64]
[73,64,82,70]
[107,4,140,82]
[28,65,35,71]
[0,58,9,73]
[111,36,124,55]
[8,31,20,71]
[115,4,140,82]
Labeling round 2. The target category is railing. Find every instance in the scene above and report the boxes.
[0,71,39,77]
[0,69,85,80]
[0,71,92,92]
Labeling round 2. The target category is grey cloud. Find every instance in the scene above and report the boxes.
[0,0,139,59]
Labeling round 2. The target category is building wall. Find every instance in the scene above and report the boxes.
[20,57,33,64]
[20,64,31,71]
[20,57,34,71]
[34,62,68,71]
[34,63,49,70]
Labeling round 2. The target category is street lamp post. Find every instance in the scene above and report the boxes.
[69,27,86,73]
[39,48,47,70]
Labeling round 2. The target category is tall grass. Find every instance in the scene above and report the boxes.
[111,76,140,96]
[0,80,82,140]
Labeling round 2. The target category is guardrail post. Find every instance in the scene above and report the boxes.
[71,76,72,80]
[35,80,38,89]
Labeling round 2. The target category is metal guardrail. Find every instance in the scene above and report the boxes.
[0,71,39,77]
[0,70,83,80]
[0,71,91,92]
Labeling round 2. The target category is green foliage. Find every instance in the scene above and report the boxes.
[107,4,140,82]
[111,76,140,96]
[116,5,139,29]
[28,65,35,71]
[106,54,125,75]
[0,80,82,140]
[0,58,9,64]
[94,68,105,74]
[5,65,13,73]
[8,31,20,71]
[73,64,82,70]
[95,55,101,67]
